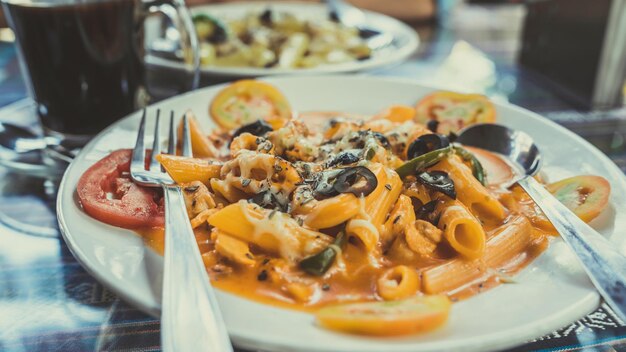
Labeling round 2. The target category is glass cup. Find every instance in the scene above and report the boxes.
[1,0,199,150]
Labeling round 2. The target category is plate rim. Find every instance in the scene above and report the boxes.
[57,75,626,352]
[147,1,420,77]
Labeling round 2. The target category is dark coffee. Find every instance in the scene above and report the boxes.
[4,0,145,136]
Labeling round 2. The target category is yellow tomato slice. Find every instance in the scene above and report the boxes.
[315,295,451,336]
[547,175,611,223]
[374,105,416,123]
[209,80,292,130]
[415,91,496,134]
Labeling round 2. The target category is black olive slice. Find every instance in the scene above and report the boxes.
[329,10,340,22]
[407,134,450,160]
[313,169,343,198]
[415,199,439,220]
[426,120,439,133]
[372,132,391,149]
[326,151,361,167]
[249,191,282,210]
[333,166,378,197]
[232,120,273,139]
[260,8,272,26]
[416,171,456,199]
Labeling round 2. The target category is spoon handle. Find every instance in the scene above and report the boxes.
[519,177,626,321]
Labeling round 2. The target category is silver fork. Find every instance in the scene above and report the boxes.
[130,109,233,352]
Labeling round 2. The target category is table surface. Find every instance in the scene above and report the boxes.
[2,3,626,352]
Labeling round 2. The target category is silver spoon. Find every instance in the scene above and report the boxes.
[0,122,70,178]
[457,123,626,321]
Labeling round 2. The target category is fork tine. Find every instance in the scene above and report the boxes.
[181,112,193,157]
[132,109,147,171]
[167,111,176,155]
[149,109,161,172]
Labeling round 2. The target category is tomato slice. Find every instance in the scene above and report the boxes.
[209,80,292,130]
[374,105,416,123]
[547,175,610,223]
[315,295,451,336]
[415,91,496,134]
[77,149,164,229]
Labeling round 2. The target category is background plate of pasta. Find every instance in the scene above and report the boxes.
[58,76,626,352]
[146,2,419,78]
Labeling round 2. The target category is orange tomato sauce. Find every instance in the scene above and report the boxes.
[136,138,556,311]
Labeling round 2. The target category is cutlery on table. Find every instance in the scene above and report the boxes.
[130,109,233,352]
[457,123,626,321]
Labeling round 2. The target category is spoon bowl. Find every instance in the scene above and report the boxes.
[458,122,626,322]
[457,123,541,177]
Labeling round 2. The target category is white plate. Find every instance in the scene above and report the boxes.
[146,2,419,78]
[57,76,626,352]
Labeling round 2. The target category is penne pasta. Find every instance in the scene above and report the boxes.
[214,230,256,266]
[304,194,361,229]
[377,265,421,300]
[422,216,532,294]
[436,198,486,260]
[157,154,221,185]
[208,201,332,262]
[432,155,506,223]
[346,164,402,251]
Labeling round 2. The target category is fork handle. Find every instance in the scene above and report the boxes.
[161,186,233,352]
[519,177,626,321]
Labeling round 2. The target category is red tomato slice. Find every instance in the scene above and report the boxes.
[77,149,164,229]
[315,295,451,336]
[547,175,611,223]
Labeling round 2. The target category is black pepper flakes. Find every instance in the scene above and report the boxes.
[393,215,401,224]
[262,258,270,265]
[245,253,254,260]
[257,270,268,281]
[322,284,330,291]
[241,179,251,187]
[385,184,392,191]
[268,209,277,219]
